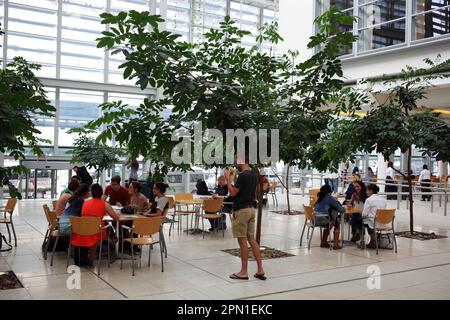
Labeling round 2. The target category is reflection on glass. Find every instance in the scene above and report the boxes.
[359,0,406,29]
[414,0,450,14]
[413,7,450,40]
[358,20,406,51]
[319,0,354,12]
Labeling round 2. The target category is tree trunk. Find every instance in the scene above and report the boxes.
[286,163,291,213]
[256,169,263,245]
[96,170,100,183]
[407,146,414,234]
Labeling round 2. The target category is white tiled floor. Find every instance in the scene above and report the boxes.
[1,193,450,300]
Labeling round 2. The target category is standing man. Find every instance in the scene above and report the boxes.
[418,164,432,201]
[73,165,93,187]
[224,155,266,281]
[102,175,131,206]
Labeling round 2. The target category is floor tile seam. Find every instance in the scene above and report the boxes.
[238,261,450,300]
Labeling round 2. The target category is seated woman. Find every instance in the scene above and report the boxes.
[128,181,150,213]
[314,184,346,250]
[144,182,169,217]
[55,179,80,216]
[344,173,361,202]
[196,179,211,196]
[349,181,367,242]
[58,184,90,236]
[71,184,120,266]
[358,184,387,249]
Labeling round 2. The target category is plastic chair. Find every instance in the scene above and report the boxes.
[0,198,18,247]
[42,204,66,266]
[120,216,164,276]
[300,205,330,250]
[373,209,397,255]
[67,216,111,275]
[309,189,320,207]
[171,193,198,234]
[200,198,224,238]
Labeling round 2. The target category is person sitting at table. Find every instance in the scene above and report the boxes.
[58,184,90,236]
[348,181,367,242]
[358,184,387,249]
[102,175,131,206]
[128,181,150,213]
[209,175,230,231]
[143,182,169,217]
[314,184,346,250]
[196,179,211,196]
[344,173,361,203]
[73,183,120,266]
[55,179,80,216]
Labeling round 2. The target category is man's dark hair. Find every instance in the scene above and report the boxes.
[423,164,428,170]
[68,179,80,192]
[111,175,121,184]
[367,184,380,194]
[91,183,103,198]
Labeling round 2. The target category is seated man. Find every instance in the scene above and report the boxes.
[209,175,231,231]
[358,184,387,249]
[101,175,131,207]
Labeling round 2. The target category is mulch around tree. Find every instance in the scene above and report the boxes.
[222,246,294,260]
[271,210,304,215]
[395,231,448,241]
[0,271,23,290]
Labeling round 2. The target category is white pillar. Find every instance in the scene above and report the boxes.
[438,161,449,179]
[377,154,387,192]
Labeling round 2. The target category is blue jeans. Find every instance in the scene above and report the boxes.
[326,178,339,193]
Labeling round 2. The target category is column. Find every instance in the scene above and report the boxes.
[377,154,387,192]
[438,161,449,180]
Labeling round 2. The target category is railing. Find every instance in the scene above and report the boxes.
[274,172,449,217]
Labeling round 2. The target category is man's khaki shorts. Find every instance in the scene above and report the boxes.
[232,207,255,238]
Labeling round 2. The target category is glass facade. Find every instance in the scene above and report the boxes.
[0,0,278,155]
[317,0,450,56]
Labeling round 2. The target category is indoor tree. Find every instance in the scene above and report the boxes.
[321,57,450,236]
[86,7,365,244]
[68,129,123,182]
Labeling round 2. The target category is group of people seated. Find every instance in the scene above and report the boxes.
[54,173,169,266]
[196,175,232,231]
[314,180,387,250]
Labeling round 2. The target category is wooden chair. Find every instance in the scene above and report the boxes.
[373,209,397,255]
[0,198,18,247]
[170,193,198,235]
[262,182,269,206]
[200,198,225,238]
[120,216,164,276]
[160,200,173,259]
[300,205,329,250]
[309,189,320,207]
[42,204,66,266]
[268,181,278,206]
[67,216,111,276]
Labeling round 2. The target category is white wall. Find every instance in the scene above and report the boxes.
[342,41,450,81]
[278,0,315,57]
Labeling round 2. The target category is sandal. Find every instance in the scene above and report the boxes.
[229,273,249,280]
[254,273,267,280]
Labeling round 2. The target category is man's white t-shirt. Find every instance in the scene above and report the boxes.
[362,194,387,229]
[418,169,431,182]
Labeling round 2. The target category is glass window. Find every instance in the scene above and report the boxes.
[358,19,406,52]
[414,0,450,14]
[412,7,450,40]
[58,89,103,147]
[358,0,406,29]
[167,174,183,184]
[7,1,57,77]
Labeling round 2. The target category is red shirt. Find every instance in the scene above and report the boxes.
[104,185,131,206]
[71,198,106,247]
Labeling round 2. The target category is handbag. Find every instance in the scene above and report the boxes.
[121,206,136,214]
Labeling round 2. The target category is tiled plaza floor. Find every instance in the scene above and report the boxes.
[1,193,450,300]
